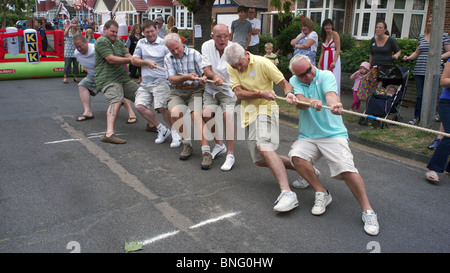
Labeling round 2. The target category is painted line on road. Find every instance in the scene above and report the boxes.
[136,211,241,246]
[44,132,125,144]
[189,211,241,229]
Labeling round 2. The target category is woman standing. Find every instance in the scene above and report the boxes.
[290,17,319,65]
[85,28,96,44]
[318,19,341,96]
[403,15,450,125]
[125,24,142,82]
[165,16,175,34]
[63,19,81,84]
[425,59,450,183]
[369,21,401,68]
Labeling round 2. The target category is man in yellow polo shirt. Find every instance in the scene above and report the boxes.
[224,42,299,212]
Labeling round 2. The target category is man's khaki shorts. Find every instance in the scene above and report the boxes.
[246,113,280,163]
[101,80,139,104]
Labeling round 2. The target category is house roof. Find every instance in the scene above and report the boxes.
[147,0,173,7]
[233,0,268,10]
[130,0,148,12]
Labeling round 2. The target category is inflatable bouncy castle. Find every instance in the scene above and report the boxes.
[1,25,129,80]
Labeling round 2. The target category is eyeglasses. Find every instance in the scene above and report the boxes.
[214,34,229,39]
[296,65,312,78]
[248,11,255,13]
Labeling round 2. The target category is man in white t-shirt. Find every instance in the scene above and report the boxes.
[73,34,136,122]
[201,24,237,171]
[246,7,261,55]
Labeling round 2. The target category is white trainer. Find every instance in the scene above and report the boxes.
[311,191,332,215]
[211,144,227,159]
[155,126,171,144]
[273,190,299,212]
[362,210,380,236]
[170,131,182,148]
[221,154,235,171]
[292,166,321,189]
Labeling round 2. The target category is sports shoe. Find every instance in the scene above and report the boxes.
[362,210,380,236]
[179,144,193,160]
[292,166,321,189]
[428,138,441,150]
[201,152,213,170]
[221,154,235,171]
[273,190,299,212]
[211,144,227,159]
[155,126,171,144]
[311,191,332,215]
[170,131,182,148]
[101,134,126,144]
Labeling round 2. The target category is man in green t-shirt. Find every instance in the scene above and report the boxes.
[95,20,140,144]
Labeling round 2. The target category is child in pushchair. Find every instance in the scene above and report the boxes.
[357,65,410,127]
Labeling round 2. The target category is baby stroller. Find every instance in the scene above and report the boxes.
[357,65,410,128]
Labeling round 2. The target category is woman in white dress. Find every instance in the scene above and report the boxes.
[318,19,341,96]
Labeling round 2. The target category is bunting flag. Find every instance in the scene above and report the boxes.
[60,4,70,19]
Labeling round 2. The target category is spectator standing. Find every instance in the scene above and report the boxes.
[63,19,81,84]
[318,19,341,96]
[425,59,450,183]
[156,15,167,38]
[246,7,261,55]
[125,24,143,83]
[290,17,319,65]
[230,6,252,51]
[369,21,401,68]
[403,15,450,125]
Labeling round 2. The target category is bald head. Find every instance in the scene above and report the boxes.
[212,24,229,53]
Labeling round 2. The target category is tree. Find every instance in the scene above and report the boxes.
[1,0,34,28]
[178,0,215,52]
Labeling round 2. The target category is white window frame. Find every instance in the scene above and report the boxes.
[352,0,428,40]
[148,7,173,22]
[175,5,193,30]
[294,0,346,33]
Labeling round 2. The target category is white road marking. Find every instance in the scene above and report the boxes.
[44,132,124,144]
[189,211,241,229]
[138,230,180,246]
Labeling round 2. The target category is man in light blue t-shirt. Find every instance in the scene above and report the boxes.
[286,54,380,236]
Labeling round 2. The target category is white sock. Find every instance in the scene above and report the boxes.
[201,145,211,154]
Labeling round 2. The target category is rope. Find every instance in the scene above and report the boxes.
[276,96,450,138]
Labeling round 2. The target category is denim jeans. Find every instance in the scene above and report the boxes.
[427,98,450,173]
[414,75,425,120]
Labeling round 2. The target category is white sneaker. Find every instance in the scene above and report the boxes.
[211,144,227,159]
[362,210,380,236]
[221,154,235,171]
[155,126,170,144]
[273,190,299,212]
[170,131,182,148]
[311,191,332,215]
[292,166,321,189]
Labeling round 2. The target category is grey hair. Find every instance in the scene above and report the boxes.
[223,43,246,66]
[164,33,181,45]
[289,54,312,74]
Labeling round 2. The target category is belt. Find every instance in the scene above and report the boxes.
[172,85,203,90]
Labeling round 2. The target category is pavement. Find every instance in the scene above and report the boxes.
[273,85,442,164]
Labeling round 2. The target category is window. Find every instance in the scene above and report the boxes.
[149,7,172,22]
[176,5,193,30]
[352,0,428,39]
[294,0,346,33]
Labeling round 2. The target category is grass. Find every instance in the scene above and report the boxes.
[276,98,436,157]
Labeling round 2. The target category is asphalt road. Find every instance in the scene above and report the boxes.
[0,77,449,255]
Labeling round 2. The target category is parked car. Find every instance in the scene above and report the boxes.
[15,20,28,29]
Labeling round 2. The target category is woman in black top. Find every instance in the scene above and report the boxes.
[125,24,143,82]
[369,21,401,68]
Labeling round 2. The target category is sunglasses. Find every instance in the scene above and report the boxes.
[297,65,312,78]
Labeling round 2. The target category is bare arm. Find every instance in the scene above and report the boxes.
[440,61,450,87]
[104,53,132,65]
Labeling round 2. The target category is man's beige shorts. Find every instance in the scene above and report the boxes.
[288,137,359,179]
[167,87,204,112]
[135,82,170,110]
[101,80,139,104]
[203,91,237,113]
[246,114,280,163]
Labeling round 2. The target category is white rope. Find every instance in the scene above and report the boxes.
[276,96,450,138]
